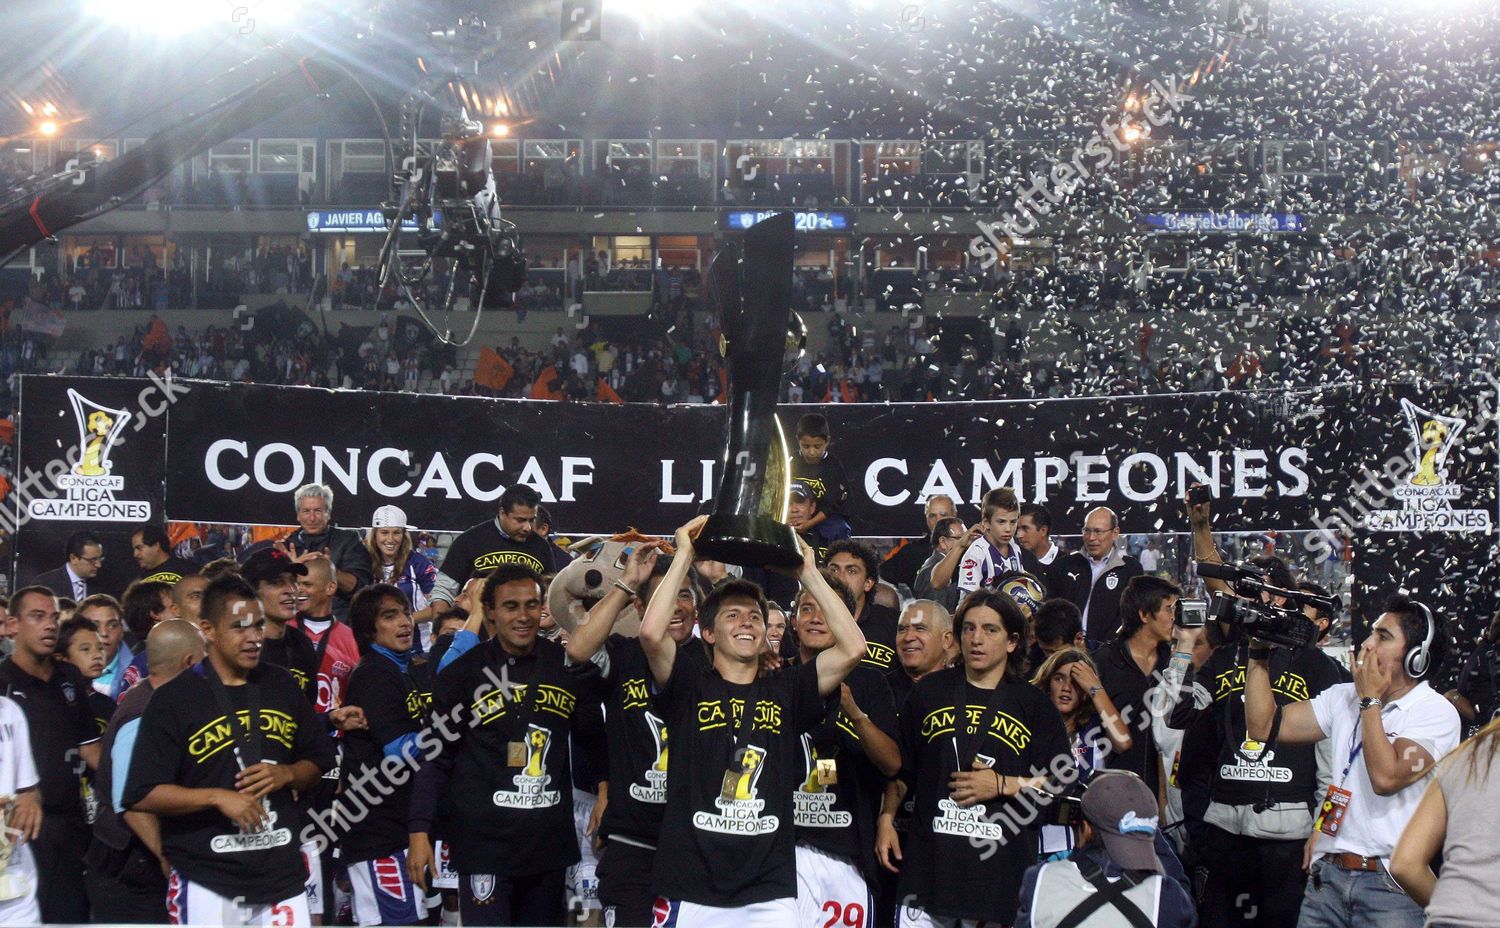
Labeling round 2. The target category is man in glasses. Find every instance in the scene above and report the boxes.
[1053,507,1142,647]
[32,531,107,603]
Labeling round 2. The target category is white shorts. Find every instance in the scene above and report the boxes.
[430,839,458,891]
[300,839,323,916]
[897,906,1002,928]
[653,896,798,927]
[0,842,40,926]
[166,869,313,927]
[568,787,602,913]
[795,844,871,928]
[348,851,429,926]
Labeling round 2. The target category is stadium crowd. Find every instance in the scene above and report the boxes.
[0,471,1487,927]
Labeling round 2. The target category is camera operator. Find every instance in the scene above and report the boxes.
[1243,594,1461,928]
[1164,578,1347,925]
[1169,495,1350,925]
[1445,608,1500,739]
[1013,771,1195,928]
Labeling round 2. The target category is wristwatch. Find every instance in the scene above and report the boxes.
[1358,696,1383,712]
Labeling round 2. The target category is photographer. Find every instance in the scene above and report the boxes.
[1243,595,1461,928]
[1164,571,1347,926]
[1014,771,1195,928]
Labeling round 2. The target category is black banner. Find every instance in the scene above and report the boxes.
[11,376,171,592]
[153,379,1369,537]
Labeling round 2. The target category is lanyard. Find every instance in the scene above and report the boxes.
[952,673,1005,769]
[724,678,762,765]
[203,662,264,770]
[1339,719,1369,784]
[490,645,545,736]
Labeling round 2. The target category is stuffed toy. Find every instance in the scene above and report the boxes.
[547,529,672,638]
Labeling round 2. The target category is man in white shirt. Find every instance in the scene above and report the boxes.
[1245,594,1460,928]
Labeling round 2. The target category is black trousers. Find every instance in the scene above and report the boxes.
[85,865,168,924]
[458,868,566,927]
[34,814,91,924]
[597,840,656,928]
[1198,824,1308,928]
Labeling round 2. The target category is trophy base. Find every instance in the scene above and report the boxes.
[694,514,804,569]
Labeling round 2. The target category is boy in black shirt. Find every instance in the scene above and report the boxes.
[339,584,435,926]
[883,589,1070,927]
[791,413,852,542]
[640,516,866,926]
[407,563,601,927]
[564,539,696,928]
[789,572,901,928]
[122,574,336,927]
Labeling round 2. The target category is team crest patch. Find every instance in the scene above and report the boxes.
[1106,574,1119,590]
[470,874,495,903]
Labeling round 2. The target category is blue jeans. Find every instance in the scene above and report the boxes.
[1296,859,1424,928]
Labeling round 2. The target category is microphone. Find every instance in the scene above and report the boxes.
[1194,561,1265,583]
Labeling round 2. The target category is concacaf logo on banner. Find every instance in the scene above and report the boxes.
[1367,398,1491,533]
[27,388,153,523]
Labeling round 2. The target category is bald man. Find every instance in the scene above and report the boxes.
[1051,506,1143,646]
[88,620,205,922]
[171,574,210,625]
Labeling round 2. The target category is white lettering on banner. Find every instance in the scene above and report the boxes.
[1119,452,1169,502]
[861,449,1314,507]
[461,453,506,501]
[204,442,604,507]
[661,460,695,503]
[561,457,594,502]
[254,443,305,493]
[516,457,557,502]
[867,458,910,506]
[1075,454,1111,501]
[314,447,360,496]
[368,448,412,496]
[206,439,251,490]
[701,458,715,502]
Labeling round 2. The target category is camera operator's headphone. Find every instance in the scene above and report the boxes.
[1404,600,1437,680]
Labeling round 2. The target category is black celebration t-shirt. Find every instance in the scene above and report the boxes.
[409,636,600,876]
[595,634,674,845]
[437,520,560,589]
[339,653,434,863]
[260,623,320,705]
[121,661,336,905]
[650,657,828,907]
[896,667,1070,924]
[791,662,899,885]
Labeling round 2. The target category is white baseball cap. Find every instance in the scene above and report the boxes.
[371,505,409,529]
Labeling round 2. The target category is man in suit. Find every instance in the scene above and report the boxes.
[31,531,106,602]
[1052,507,1143,647]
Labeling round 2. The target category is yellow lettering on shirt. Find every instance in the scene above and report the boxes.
[695,698,784,734]
[473,551,545,574]
[1215,665,1312,702]
[187,709,298,762]
[622,678,651,711]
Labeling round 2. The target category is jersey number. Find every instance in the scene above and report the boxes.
[822,901,866,928]
[271,903,295,926]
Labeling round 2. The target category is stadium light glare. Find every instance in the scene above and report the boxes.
[610,0,697,24]
[491,123,510,137]
[38,121,58,136]
[83,0,235,35]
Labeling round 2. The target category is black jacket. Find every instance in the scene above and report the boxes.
[1052,550,1143,643]
[29,565,103,600]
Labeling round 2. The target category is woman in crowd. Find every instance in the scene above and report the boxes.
[1030,646,1133,860]
[364,505,439,651]
[1390,716,1500,928]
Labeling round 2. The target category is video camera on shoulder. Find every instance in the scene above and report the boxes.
[1195,560,1334,649]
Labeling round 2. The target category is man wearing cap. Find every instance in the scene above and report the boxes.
[284,483,373,620]
[1014,771,1195,928]
[243,547,319,702]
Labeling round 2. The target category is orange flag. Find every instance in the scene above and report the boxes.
[531,365,565,400]
[167,522,203,547]
[597,378,623,403]
[0,418,14,445]
[474,348,514,392]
